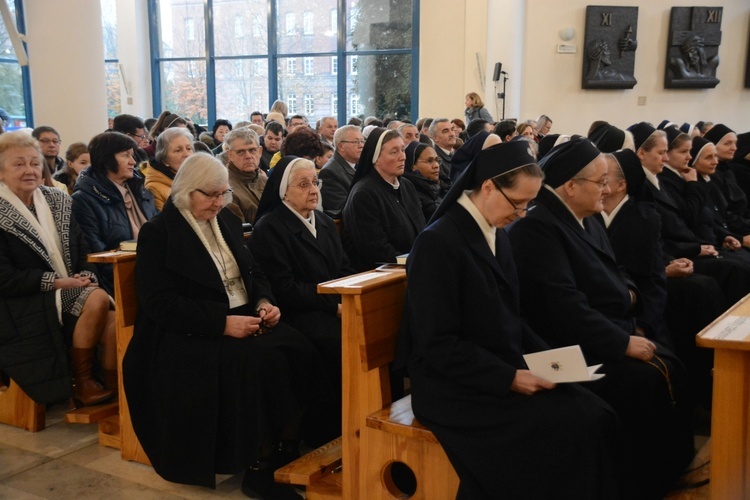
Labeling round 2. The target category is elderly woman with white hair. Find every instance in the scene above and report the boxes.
[123,153,332,500]
[251,156,352,426]
[141,127,195,211]
[0,131,115,407]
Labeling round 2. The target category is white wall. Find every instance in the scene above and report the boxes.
[115,0,153,119]
[25,0,108,145]
[520,0,750,135]
[419,0,750,133]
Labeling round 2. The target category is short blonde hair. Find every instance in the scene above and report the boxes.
[0,131,43,173]
[171,153,228,209]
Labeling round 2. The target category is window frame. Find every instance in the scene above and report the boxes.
[148,0,420,126]
[0,0,32,128]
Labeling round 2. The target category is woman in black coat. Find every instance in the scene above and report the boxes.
[342,128,425,271]
[250,156,352,429]
[123,153,332,500]
[398,141,619,499]
[72,132,157,294]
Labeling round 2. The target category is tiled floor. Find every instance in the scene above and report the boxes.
[0,404,275,499]
[1,403,710,499]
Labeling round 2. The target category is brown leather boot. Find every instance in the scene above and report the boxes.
[103,369,119,399]
[70,347,113,407]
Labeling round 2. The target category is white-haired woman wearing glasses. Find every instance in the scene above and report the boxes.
[123,153,333,499]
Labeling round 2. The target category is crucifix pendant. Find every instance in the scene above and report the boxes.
[224,278,236,296]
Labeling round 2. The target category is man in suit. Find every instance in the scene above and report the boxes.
[319,125,363,217]
[316,116,337,147]
[429,118,456,192]
[509,137,694,499]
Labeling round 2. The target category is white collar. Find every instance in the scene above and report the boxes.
[283,200,317,238]
[643,167,660,190]
[600,194,629,228]
[457,191,496,256]
[544,184,584,228]
[702,174,711,182]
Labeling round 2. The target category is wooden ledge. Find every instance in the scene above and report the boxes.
[318,270,406,295]
[697,292,750,350]
[365,395,439,443]
[87,250,137,264]
[274,437,342,486]
[65,402,119,424]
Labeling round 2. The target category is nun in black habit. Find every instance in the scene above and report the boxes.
[342,128,425,271]
[397,141,620,499]
[249,156,353,435]
[509,138,694,499]
[599,149,722,407]
[402,141,443,221]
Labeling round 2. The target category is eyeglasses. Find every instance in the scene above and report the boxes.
[339,139,365,145]
[574,177,610,190]
[39,139,61,145]
[129,133,148,140]
[417,157,441,166]
[491,178,529,216]
[196,188,233,203]
[230,147,259,156]
[289,178,320,191]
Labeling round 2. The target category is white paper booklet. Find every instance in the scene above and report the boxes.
[523,345,604,383]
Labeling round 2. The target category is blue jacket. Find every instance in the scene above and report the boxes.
[72,166,157,294]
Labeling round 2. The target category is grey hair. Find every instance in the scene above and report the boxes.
[317,116,337,131]
[223,128,260,149]
[536,115,552,129]
[428,118,450,137]
[171,153,228,210]
[397,123,418,135]
[333,125,361,148]
[155,127,194,164]
[0,131,44,173]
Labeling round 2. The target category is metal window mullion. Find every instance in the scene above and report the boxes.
[148,0,162,118]
[206,0,216,126]
[336,0,346,124]
[268,0,278,106]
[15,0,32,127]
[411,0,420,120]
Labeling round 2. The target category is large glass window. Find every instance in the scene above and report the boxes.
[149,0,418,125]
[0,0,30,129]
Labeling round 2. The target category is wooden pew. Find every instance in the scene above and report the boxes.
[0,374,45,432]
[87,251,151,465]
[275,270,459,499]
[696,292,750,499]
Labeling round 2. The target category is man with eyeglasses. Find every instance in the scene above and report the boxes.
[32,126,64,175]
[319,125,364,217]
[112,114,151,163]
[509,137,694,499]
[224,128,267,224]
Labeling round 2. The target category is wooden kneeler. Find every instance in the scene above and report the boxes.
[276,271,459,499]
[0,375,45,432]
[363,396,459,499]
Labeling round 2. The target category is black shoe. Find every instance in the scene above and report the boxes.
[241,464,302,500]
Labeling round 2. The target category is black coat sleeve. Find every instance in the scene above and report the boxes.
[135,220,229,338]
